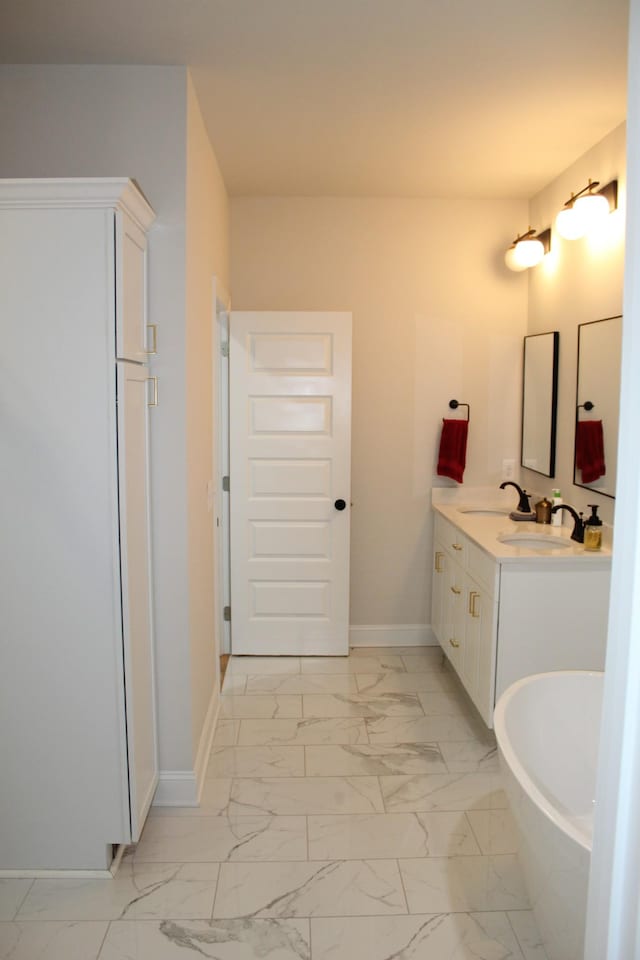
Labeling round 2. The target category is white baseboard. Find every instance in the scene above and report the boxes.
[153,770,199,807]
[0,867,114,879]
[349,624,436,647]
[153,685,220,808]
[194,688,221,805]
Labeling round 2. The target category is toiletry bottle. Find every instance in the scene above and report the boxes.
[551,489,563,527]
[535,496,552,524]
[584,504,603,551]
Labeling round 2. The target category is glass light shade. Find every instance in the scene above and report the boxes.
[574,192,610,231]
[556,205,586,240]
[512,237,544,269]
[556,192,610,240]
[504,245,528,272]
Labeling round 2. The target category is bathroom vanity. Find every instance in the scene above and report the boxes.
[431,498,611,726]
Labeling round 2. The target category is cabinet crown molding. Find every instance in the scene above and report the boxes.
[0,177,155,230]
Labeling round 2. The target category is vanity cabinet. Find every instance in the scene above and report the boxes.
[432,515,498,725]
[431,510,610,727]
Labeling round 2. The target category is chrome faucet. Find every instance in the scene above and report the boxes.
[499,481,532,514]
[551,504,585,543]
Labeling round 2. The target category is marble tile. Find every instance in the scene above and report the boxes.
[151,779,232,817]
[349,646,433,657]
[416,689,477,716]
[214,720,241,746]
[99,918,310,960]
[0,880,33,920]
[399,855,530,913]
[380,773,507,813]
[221,674,247,695]
[0,921,108,960]
[305,743,447,777]
[367,714,484,743]
[228,657,301,676]
[228,777,384,816]
[237,718,368,746]
[206,746,305,778]
[311,912,527,960]
[467,808,520,855]
[213,860,407,918]
[355,672,459,694]
[16,863,220,921]
[302,693,425,718]
[508,911,550,959]
[221,696,303,719]
[307,812,480,859]
[401,653,451,673]
[439,740,500,772]
[300,655,406,674]
[133,816,307,862]
[245,675,359,696]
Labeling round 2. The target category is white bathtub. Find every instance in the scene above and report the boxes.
[494,671,604,960]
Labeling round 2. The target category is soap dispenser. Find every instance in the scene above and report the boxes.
[535,496,552,524]
[584,504,603,551]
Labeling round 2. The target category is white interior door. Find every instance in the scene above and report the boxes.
[230,311,352,656]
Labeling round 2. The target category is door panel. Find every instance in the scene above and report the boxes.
[230,311,352,655]
[116,361,158,837]
[116,212,149,362]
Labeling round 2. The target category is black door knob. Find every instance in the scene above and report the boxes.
[334,499,347,511]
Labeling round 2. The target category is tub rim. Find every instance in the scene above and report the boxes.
[494,669,603,854]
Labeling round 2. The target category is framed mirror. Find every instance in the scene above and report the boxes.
[574,315,622,499]
[521,331,559,477]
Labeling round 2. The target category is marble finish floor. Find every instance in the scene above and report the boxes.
[0,647,548,959]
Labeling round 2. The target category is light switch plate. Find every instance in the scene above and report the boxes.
[502,459,516,481]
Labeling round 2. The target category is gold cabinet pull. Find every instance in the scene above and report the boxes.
[469,591,480,618]
[452,543,463,551]
[448,638,460,648]
[146,323,158,355]
[147,376,158,407]
[434,551,444,573]
[450,585,461,595]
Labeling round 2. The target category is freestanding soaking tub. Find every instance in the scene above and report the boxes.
[494,671,604,960]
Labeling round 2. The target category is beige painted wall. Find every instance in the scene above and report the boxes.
[231,197,528,627]
[185,74,230,751]
[526,123,626,525]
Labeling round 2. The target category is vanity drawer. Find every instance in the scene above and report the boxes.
[435,514,468,565]
[467,540,498,597]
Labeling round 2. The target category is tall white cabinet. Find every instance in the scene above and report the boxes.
[0,179,158,871]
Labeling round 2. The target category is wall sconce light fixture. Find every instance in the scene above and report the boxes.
[505,226,552,272]
[555,178,618,240]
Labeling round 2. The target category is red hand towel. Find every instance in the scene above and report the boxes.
[576,420,606,484]
[437,418,469,484]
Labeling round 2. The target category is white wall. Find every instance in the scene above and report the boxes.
[185,74,230,756]
[525,123,626,524]
[0,65,229,794]
[231,197,528,629]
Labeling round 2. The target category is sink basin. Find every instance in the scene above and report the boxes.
[498,533,572,552]
[458,508,508,516]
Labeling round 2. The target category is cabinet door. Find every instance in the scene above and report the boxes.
[463,577,497,727]
[431,542,447,647]
[116,212,151,362]
[445,558,465,672]
[117,361,158,838]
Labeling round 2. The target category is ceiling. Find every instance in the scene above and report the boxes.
[0,0,629,199]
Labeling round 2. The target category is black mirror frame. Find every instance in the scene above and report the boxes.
[521,331,560,478]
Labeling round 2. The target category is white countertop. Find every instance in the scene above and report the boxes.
[433,500,613,563]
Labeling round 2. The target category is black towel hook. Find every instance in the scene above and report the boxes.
[577,401,595,412]
[449,399,470,422]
